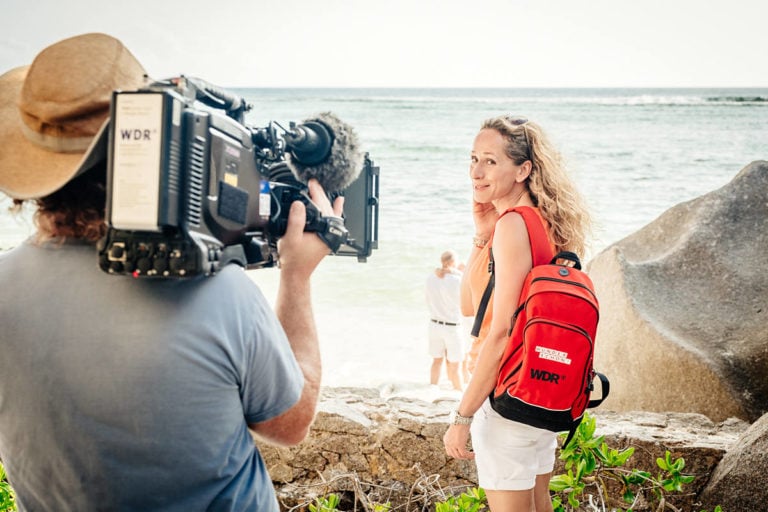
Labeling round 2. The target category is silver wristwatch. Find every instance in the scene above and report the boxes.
[450,409,473,425]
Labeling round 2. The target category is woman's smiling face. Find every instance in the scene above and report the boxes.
[469,128,522,205]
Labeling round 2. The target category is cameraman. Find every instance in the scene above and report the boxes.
[0,33,339,511]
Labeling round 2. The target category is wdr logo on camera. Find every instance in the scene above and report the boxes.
[120,128,155,141]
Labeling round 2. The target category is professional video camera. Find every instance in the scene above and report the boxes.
[98,76,379,278]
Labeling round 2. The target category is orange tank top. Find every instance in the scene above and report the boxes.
[464,207,553,374]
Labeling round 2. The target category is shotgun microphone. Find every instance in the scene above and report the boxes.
[284,111,363,193]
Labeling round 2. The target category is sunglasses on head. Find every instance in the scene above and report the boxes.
[504,116,528,126]
[504,115,531,161]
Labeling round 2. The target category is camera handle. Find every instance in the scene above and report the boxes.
[184,76,251,123]
[315,216,348,254]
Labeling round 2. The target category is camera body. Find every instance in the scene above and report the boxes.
[98,77,379,278]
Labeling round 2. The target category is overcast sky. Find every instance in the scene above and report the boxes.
[2,0,766,88]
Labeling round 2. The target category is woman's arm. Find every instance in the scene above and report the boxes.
[460,244,483,316]
[443,211,532,459]
[461,201,499,316]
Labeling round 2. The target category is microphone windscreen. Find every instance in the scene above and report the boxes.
[287,112,363,193]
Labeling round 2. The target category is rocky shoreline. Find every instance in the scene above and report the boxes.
[258,386,750,511]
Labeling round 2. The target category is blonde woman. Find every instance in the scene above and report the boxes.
[444,115,591,511]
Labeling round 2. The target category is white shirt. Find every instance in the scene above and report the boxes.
[425,269,462,324]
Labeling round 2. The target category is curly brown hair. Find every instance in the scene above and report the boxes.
[12,164,107,244]
[480,116,592,256]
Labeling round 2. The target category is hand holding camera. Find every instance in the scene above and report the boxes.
[277,179,344,279]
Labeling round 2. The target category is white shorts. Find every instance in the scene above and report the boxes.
[470,399,558,491]
[428,321,463,362]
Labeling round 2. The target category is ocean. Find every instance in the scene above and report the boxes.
[1,88,766,391]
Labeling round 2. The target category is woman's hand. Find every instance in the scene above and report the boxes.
[443,424,475,460]
[472,200,498,239]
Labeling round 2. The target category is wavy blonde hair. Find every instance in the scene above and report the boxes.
[11,165,107,245]
[481,116,592,256]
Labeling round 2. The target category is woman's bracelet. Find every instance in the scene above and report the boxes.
[472,236,488,248]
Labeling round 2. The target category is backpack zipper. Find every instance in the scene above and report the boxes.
[530,275,598,302]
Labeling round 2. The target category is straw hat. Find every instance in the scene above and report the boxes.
[0,33,146,199]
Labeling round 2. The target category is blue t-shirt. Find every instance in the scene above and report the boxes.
[0,240,303,511]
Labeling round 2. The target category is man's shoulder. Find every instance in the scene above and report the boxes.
[444,270,462,281]
[207,264,259,291]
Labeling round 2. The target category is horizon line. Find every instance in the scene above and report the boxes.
[223,84,768,90]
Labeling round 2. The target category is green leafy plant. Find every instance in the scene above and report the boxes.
[0,460,17,512]
[549,413,719,512]
[309,492,341,512]
[434,487,487,512]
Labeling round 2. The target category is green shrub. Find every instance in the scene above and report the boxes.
[434,487,487,511]
[549,413,717,512]
[309,493,342,512]
[307,491,391,512]
[0,460,17,512]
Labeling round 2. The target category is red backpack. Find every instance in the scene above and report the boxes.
[470,206,609,447]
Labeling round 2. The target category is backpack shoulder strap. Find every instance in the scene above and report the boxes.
[509,206,554,267]
[469,207,553,337]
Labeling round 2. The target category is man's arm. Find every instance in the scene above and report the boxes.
[249,180,342,446]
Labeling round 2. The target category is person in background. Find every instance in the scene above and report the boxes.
[0,33,340,512]
[425,249,464,391]
[443,115,591,511]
